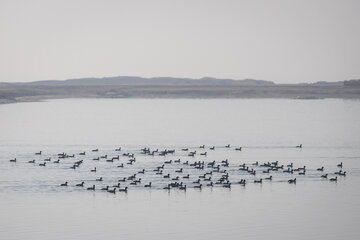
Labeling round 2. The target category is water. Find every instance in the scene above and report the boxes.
[0,99,359,240]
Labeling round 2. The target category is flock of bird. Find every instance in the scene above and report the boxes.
[7,144,346,194]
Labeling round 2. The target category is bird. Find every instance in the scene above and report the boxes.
[76,182,85,187]
[60,182,68,186]
[87,185,95,191]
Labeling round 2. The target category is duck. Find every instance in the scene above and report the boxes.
[118,177,126,182]
[28,159,35,163]
[225,144,230,148]
[183,174,190,179]
[223,183,231,188]
[87,185,95,191]
[337,162,343,168]
[235,147,242,151]
[53,159,60,163]
[194,184,202,189]
[107,188,116,194]
[92,149,98,152]
[117,164,124,168]
[317,167,324,171]
[179,185,187,191]
[112,183,121,188]
[163,184,171,190]
[207,182,213,187]
[163,174,170,178]
[254,179,262,183]
[9,158,16,162]
[145,182,152,188]
[321,174,328,178]
[119,187,128,192]
[35,151,42,155]
[60,182,68,186]
[96,177,103,181]
[79,151,86,155]
[288,178,296,184]
[209,146,215,150]
[39,162,46,166]
[296,144,302,148]
[138,169,145,174]
[265,176,272,181]
[90,167,96,172]
[339,171,346,176]
[175,168,183,173]
[330,176,337,182]
[76,182,85,187]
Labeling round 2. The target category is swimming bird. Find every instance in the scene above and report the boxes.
[317,167,324,171]
[91,167,96,172]
[321,174,328,178]
[235,147,242,151]
[60,182,68,186]
[96,177,103,181]
[119,187,128,192]
[194,184,202,189]
[296,144,302,148]
[9,158,16,162]
[330,176,337,182]
[265,176,272,181]
[87,185,95,191]
[39,162,46,166]
[28,159,35,163]
[76,182,85,187]
[288,178,296,184]
[35,151,42,155]
[145,182,152,188]
[254,179,262,183]
[107,188,116,194]
[337,162,343,168]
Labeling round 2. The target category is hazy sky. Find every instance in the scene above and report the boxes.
[0,0,359,83]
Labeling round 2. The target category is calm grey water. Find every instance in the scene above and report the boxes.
[0,99,359,240]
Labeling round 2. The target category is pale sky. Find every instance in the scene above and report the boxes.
[0,0,359,83]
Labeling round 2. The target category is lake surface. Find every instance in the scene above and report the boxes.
[0,99,360,240]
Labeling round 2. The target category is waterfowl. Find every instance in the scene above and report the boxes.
[9,158,16,162]
[163,184,171,190]
[93,157,100,161]
[39,162,46,166]
[321,174,328,178]
[179,185,187,191]
[76,182,85,187]
[288,178,296,184]
[296,144,302,148]
[28,159,35,163]
[96,177,103,181]
[35,151,42,155]
[138,169,145,174]
[235,147,242,151]
[112,183,121,188]
[119,187,128,192]
[200,152,207,156]
[163,174,170,178]
[194,184,202,189]
[337,162,343,168]
[317,167,324,171]
[265,176,272,181]
[339,171,346,176]
[210,146,215,150]
[254,179,262,183]
[92,149,98,152]
[200,145,205,148]
[207,182,213,187]
[172,176,179,181]
[223,183,231,188]
[79,151,85,155]
[44,158,51,161]
[181,148,188,151]
[330,176,337,182]
[183,174,190,179]
[87,185,95,191]
[193,179,200,184]
[175,168,183,173]
[91,167,96,172]
[60,182,68,186]
[118,177,126,182]
[107,188,116,194]
[145,182,152,188]
[225,144,230,148]
[53,159,60,163]
[115,147,121,151]
[117,164,124,168]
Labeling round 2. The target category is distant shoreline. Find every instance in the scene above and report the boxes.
[1,76,359,104]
